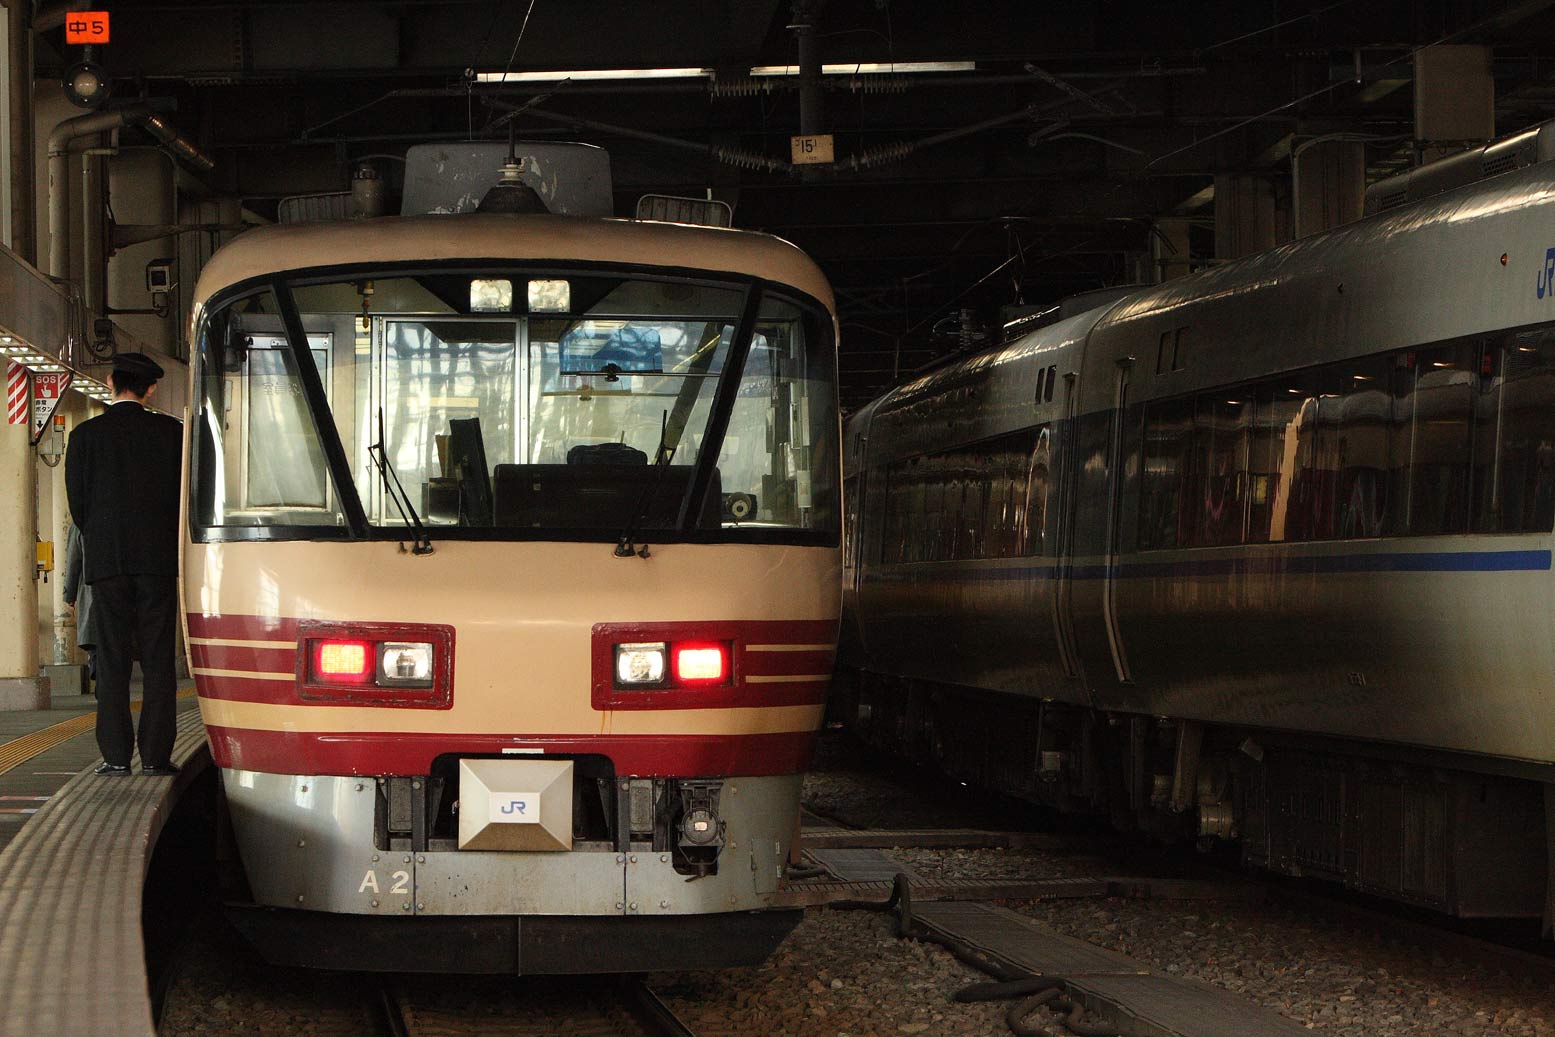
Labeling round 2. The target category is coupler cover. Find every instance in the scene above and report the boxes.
[458,759,574,851]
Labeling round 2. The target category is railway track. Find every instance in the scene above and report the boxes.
[378,975,697,1037]
[796,820,1555,980]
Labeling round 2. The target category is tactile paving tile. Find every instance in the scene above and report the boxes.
[0,710,208,1037]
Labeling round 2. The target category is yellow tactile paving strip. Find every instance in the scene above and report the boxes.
[0,690,197,777]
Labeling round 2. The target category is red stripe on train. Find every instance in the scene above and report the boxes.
[194,674,298,704]
[204,725,818,777]
[193,674,829,709]
[187,613,301,641]
[190,642,297,674]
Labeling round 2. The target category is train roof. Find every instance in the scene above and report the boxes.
[1090,160,1555,367]
[874,303,1117,416]
[191,213,834,312]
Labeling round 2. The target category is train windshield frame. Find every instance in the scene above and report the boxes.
[187,262,839,547]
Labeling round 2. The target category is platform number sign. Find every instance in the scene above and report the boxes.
[64,11,110,45]
[790,134,835,165]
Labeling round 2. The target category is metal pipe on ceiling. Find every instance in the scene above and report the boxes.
[8,0,37,263]
[46,105,212,280]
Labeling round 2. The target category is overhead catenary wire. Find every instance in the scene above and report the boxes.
[1147,5,1553,170]
[1198,0,1362,54]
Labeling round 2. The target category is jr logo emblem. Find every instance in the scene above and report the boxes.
[499,799,528,815]
[1539,248,1555,299]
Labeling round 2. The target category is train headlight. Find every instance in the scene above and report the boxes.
[378,642,435,688]
[615,642,667,686]
[299,623,454,708]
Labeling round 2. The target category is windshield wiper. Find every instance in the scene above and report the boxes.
[615,410,675,560]
[369,407,434,556]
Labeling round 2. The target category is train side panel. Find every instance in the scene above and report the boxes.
[850,317,1096,706]
[1064,162,1555,764]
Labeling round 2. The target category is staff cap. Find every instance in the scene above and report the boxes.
[110,351,164,382]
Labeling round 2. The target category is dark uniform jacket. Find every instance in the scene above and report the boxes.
[65,401,183,584]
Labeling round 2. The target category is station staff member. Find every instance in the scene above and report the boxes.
[64,352,183,777]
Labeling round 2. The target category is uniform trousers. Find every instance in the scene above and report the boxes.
[91,573,179,767]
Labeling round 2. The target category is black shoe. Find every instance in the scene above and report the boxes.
[140,763,181,777]
[94,762,131,777]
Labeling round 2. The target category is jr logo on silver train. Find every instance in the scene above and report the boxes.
[1539,248,1555,299]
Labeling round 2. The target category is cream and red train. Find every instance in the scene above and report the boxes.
[180,196,840,971]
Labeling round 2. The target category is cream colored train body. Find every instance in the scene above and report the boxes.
[181,214,841,972]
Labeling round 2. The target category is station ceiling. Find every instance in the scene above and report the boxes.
[41,0,1555,408]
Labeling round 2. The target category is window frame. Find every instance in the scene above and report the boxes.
[1136,325,1555,551]
[187,260,840,549]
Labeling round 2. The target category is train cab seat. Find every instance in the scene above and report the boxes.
[566,442,648,466]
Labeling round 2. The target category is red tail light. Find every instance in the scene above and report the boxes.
[672,642,729,685]
[313,639,372,683]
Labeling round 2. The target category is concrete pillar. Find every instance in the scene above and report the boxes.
[1214,174,1278,262]
[1293,138,1365,238]
[46,400,81,665]
[0,391,47,708]
[1151,217,1192,282]
[1415,44,1494,165]
[40,398,85,696]
[3,0,35,263]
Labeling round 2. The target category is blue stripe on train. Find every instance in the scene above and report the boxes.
[874,549,1554,581]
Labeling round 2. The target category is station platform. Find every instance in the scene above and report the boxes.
[0,686,205,1037]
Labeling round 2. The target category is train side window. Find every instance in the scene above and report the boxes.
[1045,366,1057,402]
[1172,328,1188,372]
[1190,394,1250,547]
[1023,427,1051,555]
[1407,344,1476,535]
[951,457,976,562]
[1487,332,1555,532]
[1333,355,1397,539]
[1139,395,1195,549]
[991,439,1018,557]
[843,475,859,569]
[189,289,348,531]
[1248,381,1303,542]
[1156,333,1172,375]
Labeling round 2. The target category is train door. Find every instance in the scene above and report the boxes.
[1100,359,1134,684]
[1048,370,1083,684]
[1064,349,1137,702]
[838,418,870,667]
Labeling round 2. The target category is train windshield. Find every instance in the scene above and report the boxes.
[189,269,838,544]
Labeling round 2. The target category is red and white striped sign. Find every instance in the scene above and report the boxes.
[5,362,27,426]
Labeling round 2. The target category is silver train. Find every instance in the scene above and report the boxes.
[837,134,1555,922]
